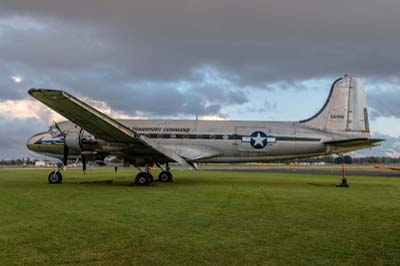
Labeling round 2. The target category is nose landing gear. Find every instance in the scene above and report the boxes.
[48,166,63,184]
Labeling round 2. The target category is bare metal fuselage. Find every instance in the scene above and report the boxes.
[28,118,367,164]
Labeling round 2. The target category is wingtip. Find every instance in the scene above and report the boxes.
[28,88,37,95]
[28,88,66,96]
[28,88,49,96]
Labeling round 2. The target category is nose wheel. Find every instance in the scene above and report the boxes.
[48,171,63,184]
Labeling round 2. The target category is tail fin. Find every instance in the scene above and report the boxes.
[300,75,370,134]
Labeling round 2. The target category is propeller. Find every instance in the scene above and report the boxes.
[52,121,69,168]
[82,154,87,175]
[54,121,88,174]
[63,144,69,166]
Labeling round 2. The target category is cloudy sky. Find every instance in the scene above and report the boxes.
[1,0,400,159]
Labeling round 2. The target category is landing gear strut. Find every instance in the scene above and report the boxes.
[135,165,154,186]
[157,162,173,182]
[337,154,349,187]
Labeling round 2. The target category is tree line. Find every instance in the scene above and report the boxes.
[0,157,35,166]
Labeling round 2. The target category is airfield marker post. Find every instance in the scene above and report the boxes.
[337,154,349,187]
[341,155,345,178]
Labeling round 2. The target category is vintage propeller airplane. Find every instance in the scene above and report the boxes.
[27,75,382,185]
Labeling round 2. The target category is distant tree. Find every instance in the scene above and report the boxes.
[344,155,353,164]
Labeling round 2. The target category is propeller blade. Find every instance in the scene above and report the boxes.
[63,144,69,166]
[82,154,87,174]
[54,121,65,136]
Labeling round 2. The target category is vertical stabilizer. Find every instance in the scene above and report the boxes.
[300,75,370,134]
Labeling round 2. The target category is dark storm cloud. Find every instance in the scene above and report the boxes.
[2,0,400,85]
[1,0,400,159]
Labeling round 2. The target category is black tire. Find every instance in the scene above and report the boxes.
[135,172,148,185]
[167,172,173,182]
[158,171,170,182]
[147,173,154,184]
[48,171,62,184]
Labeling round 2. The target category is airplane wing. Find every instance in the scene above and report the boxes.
[374,165,400,171]
[28,89,193,168]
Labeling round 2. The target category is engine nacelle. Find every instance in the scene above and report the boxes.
[102,155,126,167]
[65,128,98,153]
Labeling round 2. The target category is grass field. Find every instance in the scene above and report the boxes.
[0,168,399,265]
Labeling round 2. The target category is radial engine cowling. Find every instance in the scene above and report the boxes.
[65,128,98,153]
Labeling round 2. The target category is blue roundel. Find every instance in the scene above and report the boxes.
[250,131,268,149]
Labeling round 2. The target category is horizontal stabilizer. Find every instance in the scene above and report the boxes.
[324,138,383,154]
[325,138,383,147]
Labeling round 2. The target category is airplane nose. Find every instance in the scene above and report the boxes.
[26,131,66,156]
[26,132,50,151]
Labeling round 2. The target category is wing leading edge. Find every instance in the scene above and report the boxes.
[29,89,193,168]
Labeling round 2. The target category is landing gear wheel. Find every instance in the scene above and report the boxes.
[135,172,153,186]
[158,171,173,182]
[135,172,148,185]
[167,172,173,182]
[48,171,62,184]
[158,171,171,182]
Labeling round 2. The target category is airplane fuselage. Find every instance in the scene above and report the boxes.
[28,119,365,164]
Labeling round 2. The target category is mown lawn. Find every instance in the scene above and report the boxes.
[0,168,399,265]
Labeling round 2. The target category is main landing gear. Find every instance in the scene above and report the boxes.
[135,172,153,186]
[157,162,173,183]
[158,171,173,182]
[134,163,173,186]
